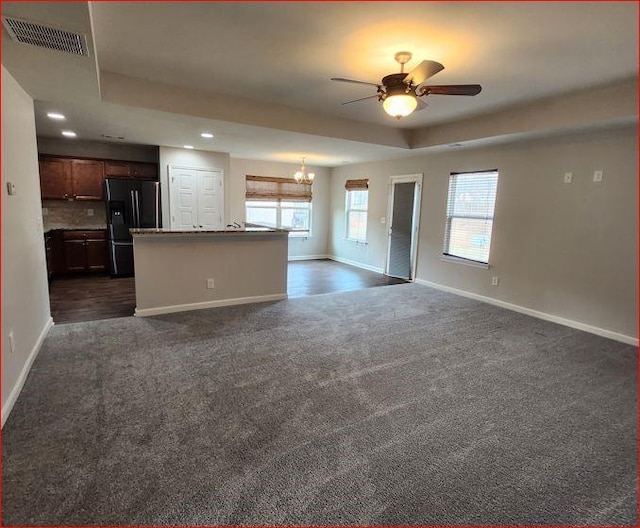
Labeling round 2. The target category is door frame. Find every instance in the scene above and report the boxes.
[167,165,225,230]
[384,173,423,281]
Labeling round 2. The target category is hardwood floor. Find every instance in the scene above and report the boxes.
[287,259,406,298]
[49,275,136,324]
[49,260,407,324]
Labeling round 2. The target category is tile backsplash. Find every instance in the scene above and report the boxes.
[43,200,107,231]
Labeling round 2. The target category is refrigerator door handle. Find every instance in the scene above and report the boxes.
[130,190,137,227]
[154,182,160,229]
[135,190,141,227]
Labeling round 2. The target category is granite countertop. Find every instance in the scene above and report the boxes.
[130,227,288,235]
[45,227,107,233]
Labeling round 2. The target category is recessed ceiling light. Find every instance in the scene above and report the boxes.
[200,133,214,139]
[184,145,194,149]
[61,130,77,138]
[47,112,65,120]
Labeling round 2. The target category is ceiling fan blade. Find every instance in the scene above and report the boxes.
[331,77,381,88]
[403,60,444,86]
[341,94,380,105]
[422,84,482,96]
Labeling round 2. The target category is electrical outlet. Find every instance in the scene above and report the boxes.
[87,208,94,217]
[563,172,573,184]
[206,278,215,289]
[9,331,14,354]
[491,276,499,286]
[380,217,386,224]
[593,170,603,183]
[42,208,49,216]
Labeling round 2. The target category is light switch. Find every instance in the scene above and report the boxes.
[87,208,94,216]
[563,172,573,184]
[6,182,16,195]
[593,170,603,183]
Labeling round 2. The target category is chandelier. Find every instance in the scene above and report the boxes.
[294,157,315,184]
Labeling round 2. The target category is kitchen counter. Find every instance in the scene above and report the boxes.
[45,227,107,233]
[132,227,288,316]
[130,227,287,235]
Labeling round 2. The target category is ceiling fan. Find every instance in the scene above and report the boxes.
[331,51,481,119]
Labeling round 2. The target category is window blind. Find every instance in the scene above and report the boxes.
[345,178,369,191]
[245,175,312,202]
[443,170,499,265]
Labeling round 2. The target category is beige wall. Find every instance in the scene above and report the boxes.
[330,126,638,340]
[158,146,231,228]
[229,158,331,259]
[2,67,52,424]
[133,233,288,315]
[37,137,158,163]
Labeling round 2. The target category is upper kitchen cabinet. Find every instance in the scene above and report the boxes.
[39,158,72,200]
[70,160,104,200]
[104,161,158,180]
[39,156,104,201]
[39,155,159,202]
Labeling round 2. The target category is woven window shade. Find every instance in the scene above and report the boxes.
[345,179,369,191]
[246,175,312,202]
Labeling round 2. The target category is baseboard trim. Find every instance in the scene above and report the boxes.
[2,316,54,428]
[288,255,330,261]
[328,255,384,274]
[414,279,638,346]
[135,293,288,317]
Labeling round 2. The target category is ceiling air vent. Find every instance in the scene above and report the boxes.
[2,16,88,57]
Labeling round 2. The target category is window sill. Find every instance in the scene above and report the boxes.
[344,238,368,245]
[289,233,311,239]
[441,255,489,269]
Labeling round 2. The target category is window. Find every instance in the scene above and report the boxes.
[245,175,312,236]
[345,179,369,242]
[443,170,499,265]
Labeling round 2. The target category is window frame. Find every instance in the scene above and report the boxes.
[245,199,312,238]
[345,188,369,243]
[442,170,499,268]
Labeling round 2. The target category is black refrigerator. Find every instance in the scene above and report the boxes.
[105,178,161,276]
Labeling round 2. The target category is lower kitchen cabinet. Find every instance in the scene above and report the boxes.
[47,230,109,276]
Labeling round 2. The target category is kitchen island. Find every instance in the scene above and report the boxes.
[130,228,288,316]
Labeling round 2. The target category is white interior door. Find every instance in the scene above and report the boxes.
[171,168,198,229]
[197,170,223,229]
[169,166,224,230]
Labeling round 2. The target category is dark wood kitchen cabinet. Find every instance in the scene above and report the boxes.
[104,161,158,180]
[63,230,108,273]
[39,158,72,200]
[49,230,109,275]
[39,155,158,202]
[70,160,104,200]
[39,156,105,201]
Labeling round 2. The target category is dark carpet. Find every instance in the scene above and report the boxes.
[2,283,636,525]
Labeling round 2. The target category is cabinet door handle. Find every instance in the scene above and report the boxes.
[63,193,68,199]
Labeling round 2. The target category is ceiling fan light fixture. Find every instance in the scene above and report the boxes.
[383,93,418,119]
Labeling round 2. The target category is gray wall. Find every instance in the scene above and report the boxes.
[133,233,288,315]
[2,67,52,423]
[229,158,331,259]
[330,126,638,340]
[37,137,158,163]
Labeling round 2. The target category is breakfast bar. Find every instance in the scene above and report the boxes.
[131,228,289,316]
